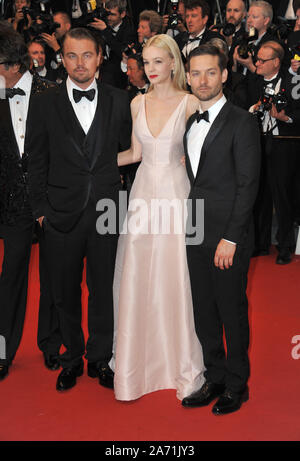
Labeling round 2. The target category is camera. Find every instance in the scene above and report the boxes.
[29,13,60,37]
[256,86,288,116]
[211,22,235,37]
[21,6,38,26]
[167,0,183,30]
[83,0,113,25]
[237,26,258,59]
[268,17,294,42]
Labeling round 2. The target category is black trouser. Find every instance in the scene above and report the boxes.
[0,211,61,366]
[268,138,300,251]
[187,244,251,393]
[253,135,273,252]
[43,201,119,369]
[0,210,33,366]
[36,223,62,357]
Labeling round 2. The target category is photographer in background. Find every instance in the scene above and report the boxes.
[120,9,163,74]
[210,0,247,71]
[89,0,135,88]
[247,41,300,264]
[27,38,58,80]
[37,11,71,79]
[40,11,72,55]
[233,0,274,74]
[7,0,34,39]
[162,0,187,38]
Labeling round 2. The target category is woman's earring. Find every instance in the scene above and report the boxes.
[171,69,174,79]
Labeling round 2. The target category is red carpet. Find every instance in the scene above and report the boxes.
[0,240,300,441]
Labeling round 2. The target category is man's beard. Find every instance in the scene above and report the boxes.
[195,83,223,102]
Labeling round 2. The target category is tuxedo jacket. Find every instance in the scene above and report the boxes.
[27,80,131,233]
[184,101,261,248]
[0,74,57,226]
[175,28,226,55]
[246,69,300,136]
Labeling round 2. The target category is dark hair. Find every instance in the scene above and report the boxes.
[293,0,300,13]
[27,38,46,51]
[61,28,100,55]
[105,0,127,14]
[0,25,30,73]
[187,44,228,71]
[185,0,210,18]
[127,53,147,81]
[127,53,144,69]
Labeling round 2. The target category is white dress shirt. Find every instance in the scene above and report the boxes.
[187,94,227,177]
[66,77,98,134]
[9,71,33,157]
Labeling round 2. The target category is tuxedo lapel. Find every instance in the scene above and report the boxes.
[0,99,20,159]
[54,82,87,161]
[184,111,198,184]
[86,82,113,170]
[194,101,231,185]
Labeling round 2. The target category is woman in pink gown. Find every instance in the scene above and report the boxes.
[111,34,205,401]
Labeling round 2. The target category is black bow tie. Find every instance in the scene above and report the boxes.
[187,35,202,44]
[6,87,26,99]
[73,88,96,103]
[138,88,146,94]
[195,110,209,123]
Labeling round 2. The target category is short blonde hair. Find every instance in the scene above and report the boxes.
[249,1,273,23]
[143,34,187,92]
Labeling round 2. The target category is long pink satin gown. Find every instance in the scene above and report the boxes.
[111,93,205,401]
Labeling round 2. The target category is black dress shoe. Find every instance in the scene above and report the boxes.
[212,387,249,415]
[56,361,84,391]
[43,353,60,371]
[276,249,292,265]
[98,364,114,389]
[0,365,9,381]
[87,362,99,378]
[182,381,226,407]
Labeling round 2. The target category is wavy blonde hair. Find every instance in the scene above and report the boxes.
[143,34,187,92]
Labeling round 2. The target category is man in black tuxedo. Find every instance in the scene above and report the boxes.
[175,0,225,63]
[247,40,300,263]
[181,44,260,415]
[28,27,132,392]
[0,24,61,381]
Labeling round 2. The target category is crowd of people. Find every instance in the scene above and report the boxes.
[0,0,299,416]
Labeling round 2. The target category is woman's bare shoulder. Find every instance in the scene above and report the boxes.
[130,94,143,119]
[186,93,200,119]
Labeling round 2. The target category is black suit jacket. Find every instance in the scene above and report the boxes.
[175,27,226,54]
[27,80,131,233]
[184,101,261,247]
[0,74,57,226]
